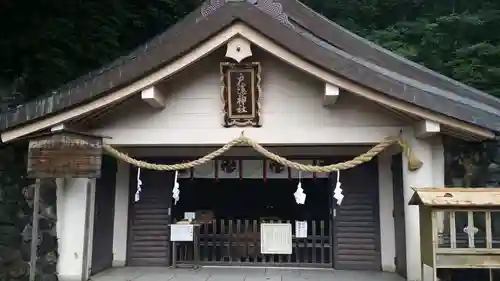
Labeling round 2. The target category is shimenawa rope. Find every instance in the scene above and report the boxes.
[103,133,422,172]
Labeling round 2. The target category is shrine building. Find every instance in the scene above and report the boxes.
[2,1,500,281]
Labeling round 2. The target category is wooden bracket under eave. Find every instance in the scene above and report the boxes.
[415,120,441,139]
[323,83,339,106]
[141,86,166,108]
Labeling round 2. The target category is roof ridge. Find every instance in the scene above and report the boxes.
[1,0,499,135]
[202,0,293,27]
[293,22,500,116]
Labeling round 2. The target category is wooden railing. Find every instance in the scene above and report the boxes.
[173,219,332,267]
[438,211,500,249]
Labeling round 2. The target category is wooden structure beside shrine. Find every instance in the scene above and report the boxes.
[25,129,104,281]
[2,1,500,281]
[26,129,104,179]
[409,188,500,281]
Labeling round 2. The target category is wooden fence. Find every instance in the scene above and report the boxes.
[173,219,332,267]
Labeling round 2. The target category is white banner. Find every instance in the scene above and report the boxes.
[170,224,194,242]
[295,221,308,238]
[261,223,292,254]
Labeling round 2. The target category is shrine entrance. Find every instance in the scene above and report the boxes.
[126,156,382,270]
[172,178,333,267]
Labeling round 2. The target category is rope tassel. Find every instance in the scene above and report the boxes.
[103,135,423,173]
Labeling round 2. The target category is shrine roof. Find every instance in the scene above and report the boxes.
[409,187,500,207]
[1,0,500,138]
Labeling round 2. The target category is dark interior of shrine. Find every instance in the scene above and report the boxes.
[171,178,331,222]
[170,178,333,265]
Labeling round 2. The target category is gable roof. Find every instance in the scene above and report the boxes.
[2,0,500,137]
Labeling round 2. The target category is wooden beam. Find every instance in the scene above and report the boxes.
[141,86,166,108]
[415,120,441,138]
[323,83,339,106]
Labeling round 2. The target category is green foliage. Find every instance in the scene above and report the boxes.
[0,0,203,107]
[304,0,500,96]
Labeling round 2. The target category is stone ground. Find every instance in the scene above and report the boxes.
[90,266,406,281]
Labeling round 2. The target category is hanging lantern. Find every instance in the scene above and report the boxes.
[26,129,104,179]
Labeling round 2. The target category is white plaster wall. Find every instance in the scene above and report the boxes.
[402,127,435,281]
[91,48,404,145]
[378,153,396,272]
[84,179,96,279]
[57,178,94,281]
[112,161,130,267]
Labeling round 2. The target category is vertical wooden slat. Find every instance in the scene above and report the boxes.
[244,219,250,262]
[228,219,233,262]
[236,219,241,263]
[252,220,258,264]
[260,220,266,264]
[182,241,187,262]
[431,210,439,281]
[468,211,475,248]
[263,220,270,264]
[320,220,325,264]
[203,221,209,261]
[277,219,282,264]
[212,219,217,261]
[312,220,317,264]
[329,217,333,264]
[486,211,493,249]
[286,220,292,263]
[450,212,457,248]
[194,226,200,265]
[295,220,301,263]
[220,219,226,262]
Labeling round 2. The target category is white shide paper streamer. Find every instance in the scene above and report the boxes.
[134,168,143,202]
[294,171,306,204]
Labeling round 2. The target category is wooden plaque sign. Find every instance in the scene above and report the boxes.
[27,131,103,179]
[220,62,262,127]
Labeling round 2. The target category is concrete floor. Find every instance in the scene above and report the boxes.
[90,267,406,281]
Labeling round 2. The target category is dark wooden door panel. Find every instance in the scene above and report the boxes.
[91,156,117,275]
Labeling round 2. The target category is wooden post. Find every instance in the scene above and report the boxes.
[29,179,41,281]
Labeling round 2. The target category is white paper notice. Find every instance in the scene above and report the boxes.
[184,212,196,221]
[170,224,194,242]
[295,221,308,238]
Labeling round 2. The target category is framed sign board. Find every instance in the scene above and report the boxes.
[27,130,103,179]
[220,62,262,127]
[170,224,194,242]
[260,223,292,254]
